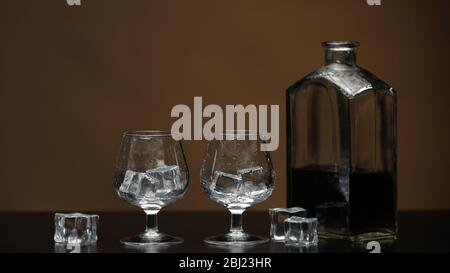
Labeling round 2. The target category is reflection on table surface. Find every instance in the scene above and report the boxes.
[0,211,449,253]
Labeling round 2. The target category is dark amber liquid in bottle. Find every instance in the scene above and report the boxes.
[288,166,397,240]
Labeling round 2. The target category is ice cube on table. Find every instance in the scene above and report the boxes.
[284,216,318,247]
[54,213,98,245]
[119,170,148,197]
[145,165,181,193]
[269,207,307,242]
[210,170,243,194]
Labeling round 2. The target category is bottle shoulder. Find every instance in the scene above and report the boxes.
[287,64,395,98]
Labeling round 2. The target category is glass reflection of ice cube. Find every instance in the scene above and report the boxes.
[113,131,189,246]
[201,131,276,246]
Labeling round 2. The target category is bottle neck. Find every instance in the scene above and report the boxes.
[325,49,357,66]
[322,41,360,66]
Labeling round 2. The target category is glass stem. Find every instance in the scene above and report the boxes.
[144,210,159,234]
[230,209,244,233]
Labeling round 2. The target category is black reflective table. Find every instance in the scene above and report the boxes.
[1,211,449,253]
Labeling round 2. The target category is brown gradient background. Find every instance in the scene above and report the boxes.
[1,0,449,212]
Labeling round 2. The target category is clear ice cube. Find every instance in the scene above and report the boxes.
[54,213,98,245]
[119,165,181,200]
[145,165,181,194]
[119,170,148,196]
[237,166,266,196]
[238,166,264,182]
[269,207,307,242]
[210,170,243,194]
[284,216,318,247]
[243,181,267,196]
[237,166,263,175]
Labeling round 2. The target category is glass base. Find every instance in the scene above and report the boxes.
[120,231,183,246]
[204,231,268,246]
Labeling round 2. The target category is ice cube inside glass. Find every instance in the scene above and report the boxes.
[284,216,318,247]
[210,170,243,194]
[146,164,182,192]
[54,213,99,245]
[269,207,307,242]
